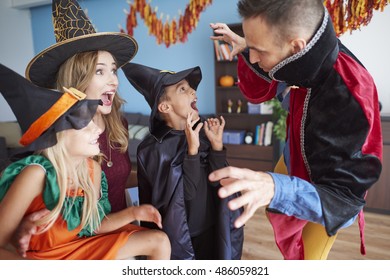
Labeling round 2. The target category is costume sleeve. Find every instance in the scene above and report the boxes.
[137,154,152,204]
[136,153,159,230]
[208,148,227,170]
[207,148,227,187]
[269,172,356,229]
[0,155,57,206]
[183,154,201,200]
[98,172,111,214]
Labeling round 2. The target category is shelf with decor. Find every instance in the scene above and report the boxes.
[213,23,280,172]
[365,115,390,214]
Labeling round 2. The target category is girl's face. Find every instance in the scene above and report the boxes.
[85,51,118,115]
[64,120,102,161]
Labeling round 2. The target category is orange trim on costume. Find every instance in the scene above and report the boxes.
[20,87,86,146]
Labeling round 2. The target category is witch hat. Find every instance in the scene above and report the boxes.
[26,0,138,89]
[0,63,100,151]
[122,63,202,133]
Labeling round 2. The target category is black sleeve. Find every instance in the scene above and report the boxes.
[137,154,158,230]
[208,147,227,170]
[183,153,201,201]
[208,147,227,187]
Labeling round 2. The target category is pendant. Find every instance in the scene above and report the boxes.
[107,161,113,168]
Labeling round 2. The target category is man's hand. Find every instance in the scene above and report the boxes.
[209,166,275,228]
[210,22,247,60]
[204,116,225,151]
[10,208,50,258]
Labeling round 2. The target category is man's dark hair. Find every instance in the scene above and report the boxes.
[237,0,324,41]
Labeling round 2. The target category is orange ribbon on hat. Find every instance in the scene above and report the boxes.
[20,87,86,146]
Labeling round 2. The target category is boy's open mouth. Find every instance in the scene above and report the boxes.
[191,99,198,111]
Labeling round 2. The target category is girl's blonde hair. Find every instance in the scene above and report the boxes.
[35,131,102,234]
[56,51,129,153]
[33,50,132,232]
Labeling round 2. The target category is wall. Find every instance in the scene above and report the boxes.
[29,0,242,116]
[0,0,35,121]
[339,9,390,113]
[1,0,389,120]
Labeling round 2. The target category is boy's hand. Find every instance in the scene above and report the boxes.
[132,204,163,229]
[204,116,225,151]
[185,112,203,155]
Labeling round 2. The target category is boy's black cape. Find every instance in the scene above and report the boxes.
[137,123,244,260]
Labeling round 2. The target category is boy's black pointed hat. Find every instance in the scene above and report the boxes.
[122,62,202,133]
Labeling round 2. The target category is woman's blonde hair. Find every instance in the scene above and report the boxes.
[34,131,102,234]
[56,51,129,153]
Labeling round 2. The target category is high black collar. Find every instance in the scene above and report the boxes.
[150,117,205,143]
[151,122,175,143]
[270,10,339,88]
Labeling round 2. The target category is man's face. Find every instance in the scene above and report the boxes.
[243,16,293,72]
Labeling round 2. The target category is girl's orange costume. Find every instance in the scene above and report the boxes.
[0,155,143,260]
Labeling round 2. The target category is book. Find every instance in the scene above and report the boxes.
[258,123,265,146]
[214,40,222,61]
[220,43,231,60]
[260,103,274,115]
[254,125,260,145]
[264,121,274,146]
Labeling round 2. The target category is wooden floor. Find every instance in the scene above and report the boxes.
[241,208,390,260]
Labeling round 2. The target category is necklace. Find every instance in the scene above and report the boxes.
[106,140,113,168]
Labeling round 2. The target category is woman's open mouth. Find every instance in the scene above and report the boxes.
[101,91,114,106]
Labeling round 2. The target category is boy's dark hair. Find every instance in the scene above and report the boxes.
[156,88,169,122]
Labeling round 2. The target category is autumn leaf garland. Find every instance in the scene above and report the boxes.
[324,0,389,36]
[121,0,212,48]
[121,0,389,47]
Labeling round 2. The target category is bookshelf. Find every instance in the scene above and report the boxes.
[213,23,279,171]
[365,116,390,214]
